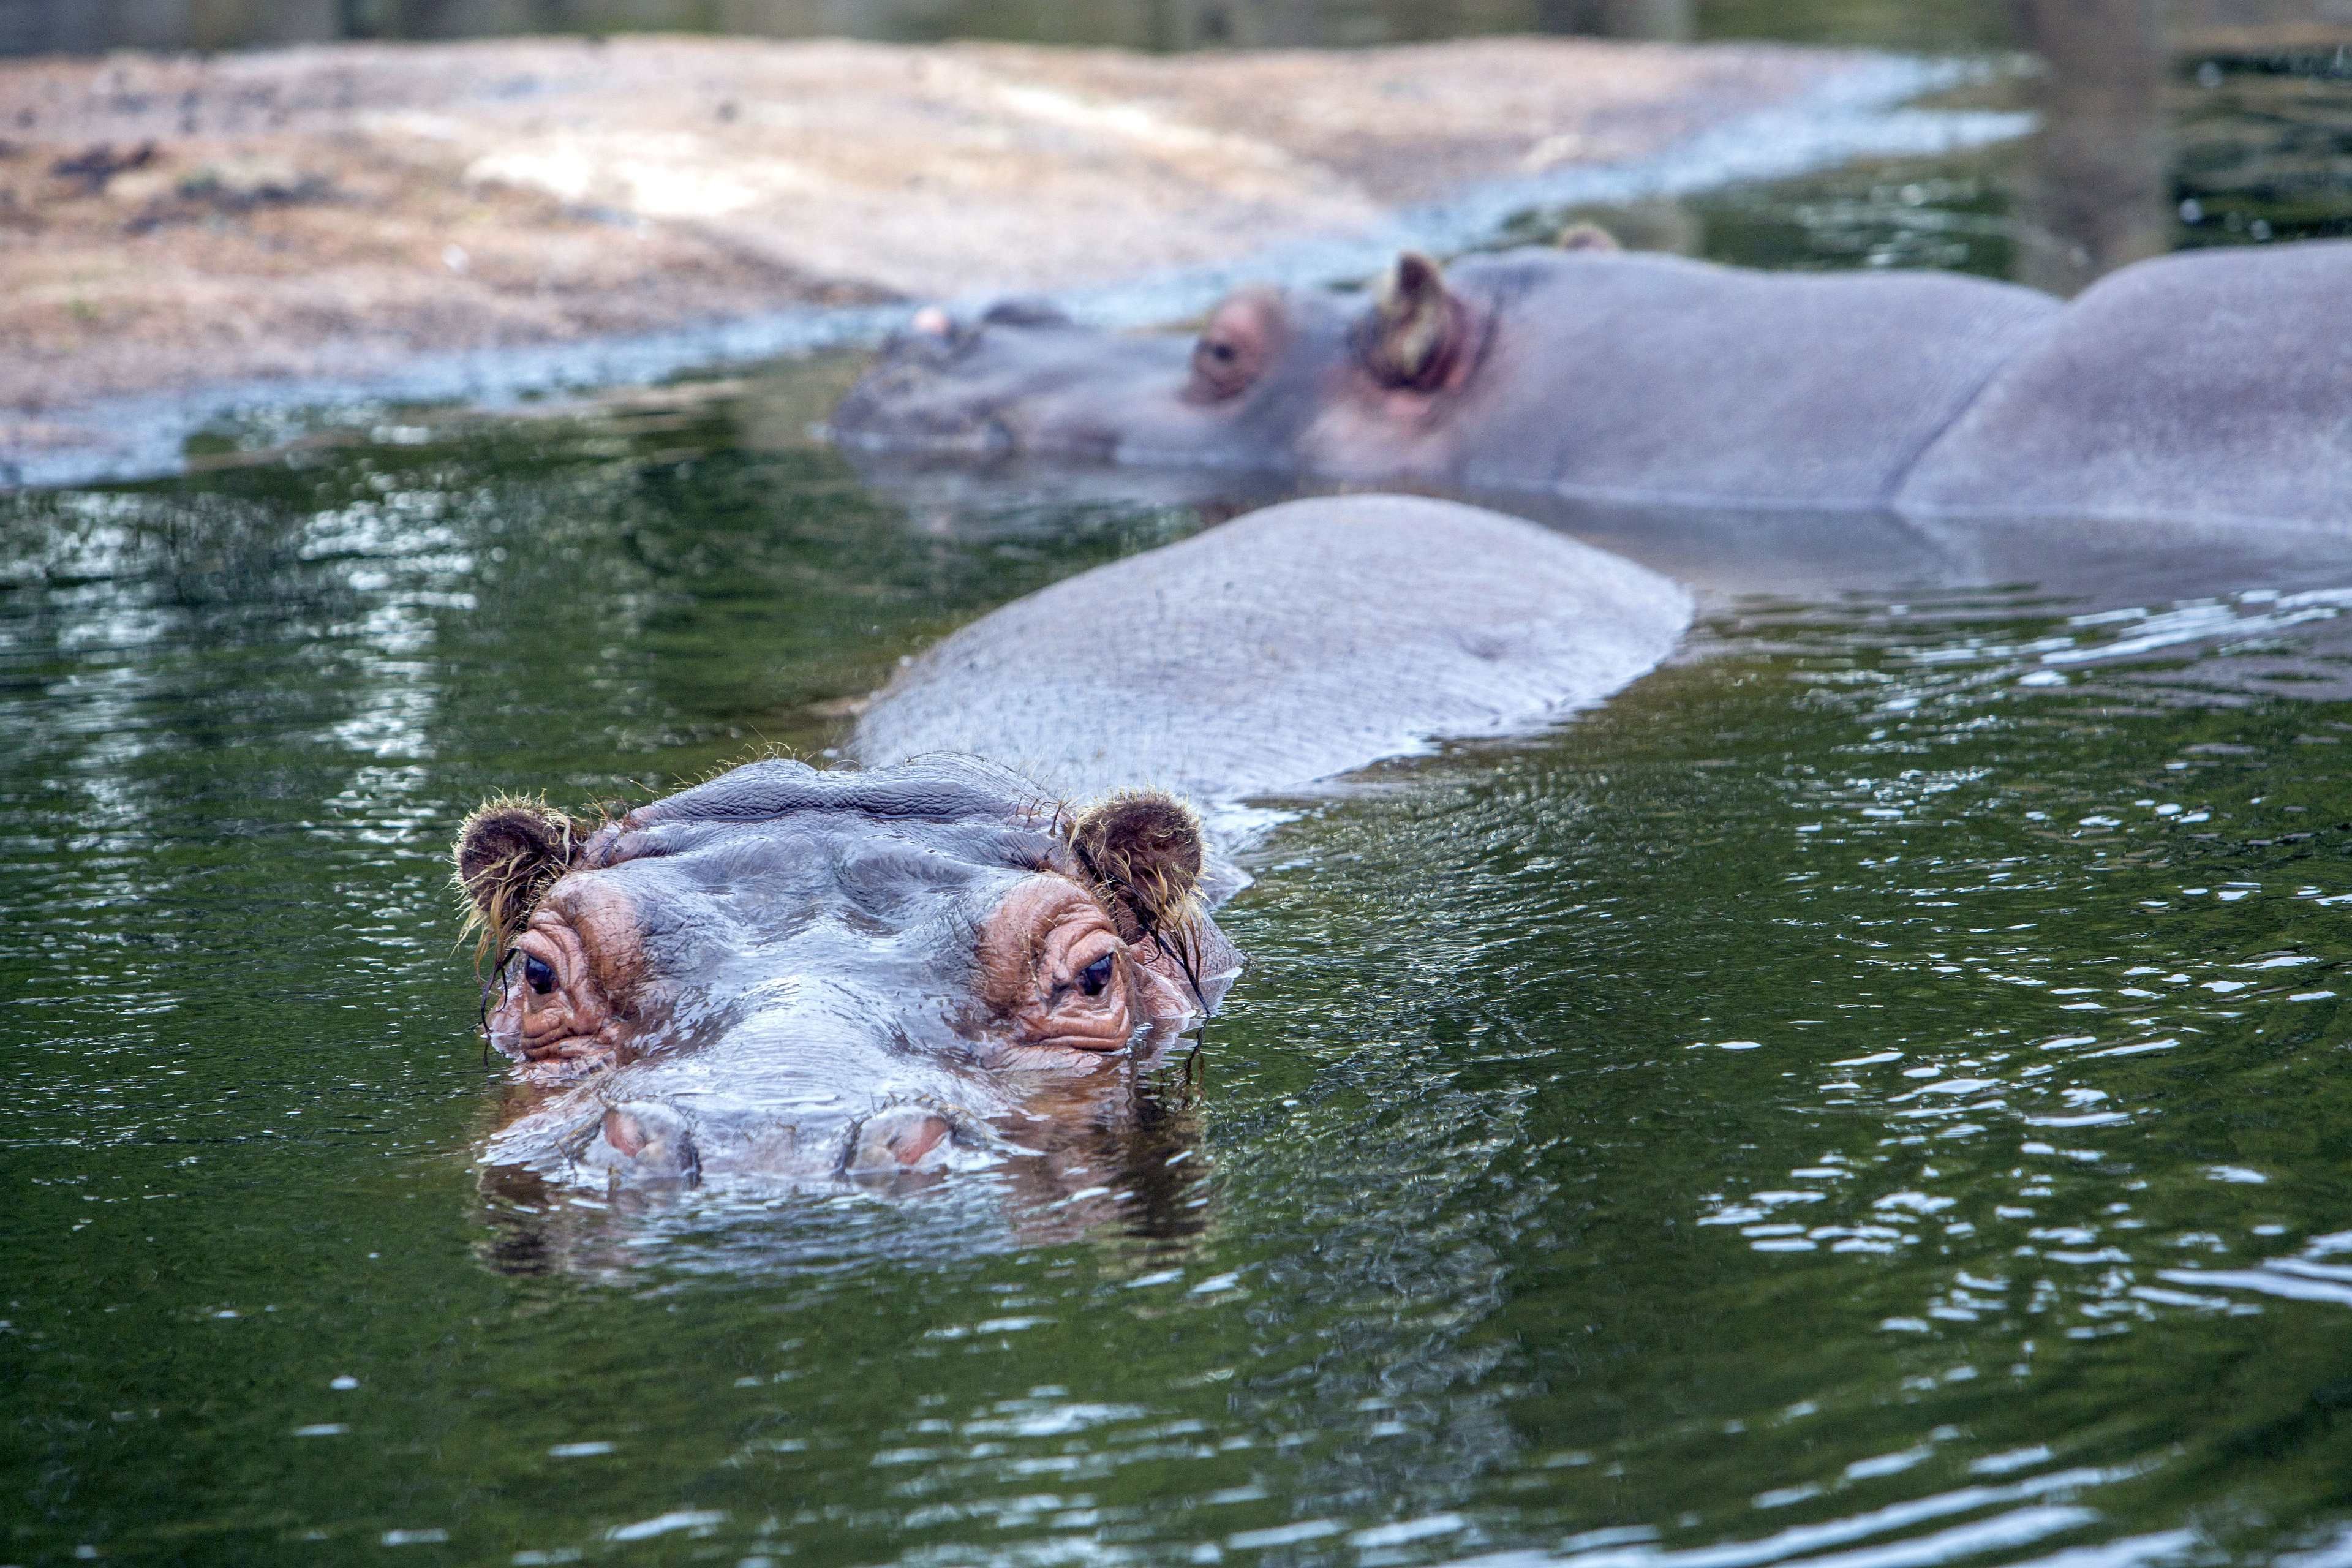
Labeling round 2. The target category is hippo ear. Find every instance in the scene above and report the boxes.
[1067,790,1205,941]
[1355,250,1471,391]
[453,796,583,960]
[1555,221,1620,252]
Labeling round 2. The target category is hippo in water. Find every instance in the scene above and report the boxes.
[458,496,1689,1200]
[457,755,1238,1192]
[830,232,2057,512]
[832,235,2352,530]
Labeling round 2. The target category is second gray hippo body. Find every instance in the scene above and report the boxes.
[834,239,2352,532]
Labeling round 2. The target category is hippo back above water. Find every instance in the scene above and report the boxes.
[1898,241,2352,530]
[834,235,2352,530]
[852,494,1694,808]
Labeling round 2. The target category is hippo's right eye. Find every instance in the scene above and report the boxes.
[1079,953,1115,998]
[1186,331,1259,402]
[522,954,556,995]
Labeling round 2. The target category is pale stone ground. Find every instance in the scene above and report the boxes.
[0,33,1858,473]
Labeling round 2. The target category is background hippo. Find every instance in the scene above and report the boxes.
[454,755,1238,1193]
[831,238,2059,511]
[834,236,2352,530]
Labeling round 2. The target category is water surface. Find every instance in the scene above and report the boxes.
[11,7,2352,1566]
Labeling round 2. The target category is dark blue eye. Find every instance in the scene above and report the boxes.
[1079,953,1115,998]
[522,954,556,995]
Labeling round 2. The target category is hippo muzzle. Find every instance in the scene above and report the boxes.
[829,298,1325,472]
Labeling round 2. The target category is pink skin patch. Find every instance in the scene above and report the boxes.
[851,1106,954,1170]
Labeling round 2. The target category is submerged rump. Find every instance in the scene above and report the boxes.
[1899,239,2352,528]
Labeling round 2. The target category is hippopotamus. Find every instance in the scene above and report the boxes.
[457,755,1237,1194]
[456,496,1689,1199]
[832,235,2352,530]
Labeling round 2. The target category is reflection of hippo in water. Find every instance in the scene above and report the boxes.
[456,497,1690,1203]
[833,236,2352,530]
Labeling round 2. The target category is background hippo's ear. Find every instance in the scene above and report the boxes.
[1067,790,1205,941]
[452,796,583,960]
[1355,250,1469,391]
[1555,221,1621,252]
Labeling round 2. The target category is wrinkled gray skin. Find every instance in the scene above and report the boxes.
[833,238,2352,529]
[462,756,1238,1202]
[853,494,1693,807]
[831,244,2058,511]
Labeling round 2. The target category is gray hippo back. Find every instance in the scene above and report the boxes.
[1901,241,2352,530]
[1444,251,2059,510]
[851,494,1694,809]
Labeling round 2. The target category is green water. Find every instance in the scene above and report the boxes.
[9,390,2352,1566]
[14,6,2352,1562]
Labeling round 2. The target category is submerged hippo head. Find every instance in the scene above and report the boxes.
[452,755,1237,1191]
[828,227,1619,483]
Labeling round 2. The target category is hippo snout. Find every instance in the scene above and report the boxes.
[827,345,1019,456]
[567,1095,978,1189]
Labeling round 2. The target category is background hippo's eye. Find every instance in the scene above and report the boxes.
[1079,952,1115,998]
[1188,333,1255,402]
[522,954,556,995]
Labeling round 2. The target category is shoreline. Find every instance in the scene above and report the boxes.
[0,36,2027,490]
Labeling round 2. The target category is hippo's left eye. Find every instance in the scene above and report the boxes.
[522,954,556,995]
[1079,953,1115,998]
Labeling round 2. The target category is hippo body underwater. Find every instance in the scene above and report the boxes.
[460,497,1691,1196]
[833,237,2352,530]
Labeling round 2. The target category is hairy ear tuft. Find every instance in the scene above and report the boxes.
[1066,790,1205,942]
[1356,250,1466,390]
[452,796,582,963]
[1555,221,1621,252]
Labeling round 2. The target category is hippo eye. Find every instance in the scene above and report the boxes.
[522,954,556,996]
[1079,953,1115,998]
[1188,333,1257,402]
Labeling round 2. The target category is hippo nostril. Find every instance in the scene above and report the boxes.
[979,296,1071,329]
[845,1105,956,1176]
[603,1101,700,1185]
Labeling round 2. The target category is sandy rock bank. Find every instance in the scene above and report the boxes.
[0,32,1856,477]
